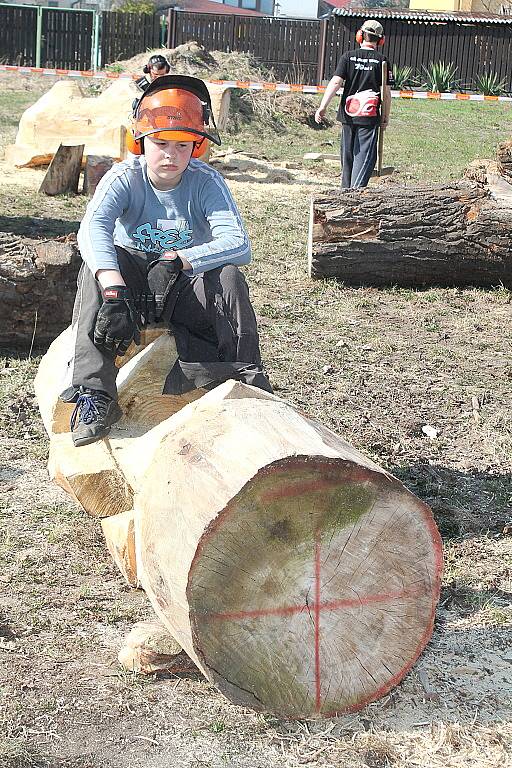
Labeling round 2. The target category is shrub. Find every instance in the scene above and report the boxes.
[474,71,507,96]
[115,0,156,13]
[392,64,415,90]
[421,61,458,93]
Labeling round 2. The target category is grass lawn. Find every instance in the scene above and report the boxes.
[228,94,512,182]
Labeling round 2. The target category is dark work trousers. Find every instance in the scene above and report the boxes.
[341,124,379,189]
[65,246,272,400]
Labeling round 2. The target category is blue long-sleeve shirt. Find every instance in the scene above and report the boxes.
[77,156,251,276]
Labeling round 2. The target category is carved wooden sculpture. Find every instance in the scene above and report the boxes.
[35,329,442,717]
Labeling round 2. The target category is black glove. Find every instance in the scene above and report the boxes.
[93,285,141,356]
[147,252,183,320]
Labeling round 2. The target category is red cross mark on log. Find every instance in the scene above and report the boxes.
[206,529,434,714]
[192,468,442,717]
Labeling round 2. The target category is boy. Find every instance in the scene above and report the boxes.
[314,19,393,189]
[135,54,171,92]
[63,75,272,447]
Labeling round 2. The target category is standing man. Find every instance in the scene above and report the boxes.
[314,19,393,189]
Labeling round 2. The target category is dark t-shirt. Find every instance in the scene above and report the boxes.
[334,48,393,126]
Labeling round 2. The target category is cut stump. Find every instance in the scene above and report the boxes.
[83,155,114,196]
[39,144,84,196]
[35,332,442,718]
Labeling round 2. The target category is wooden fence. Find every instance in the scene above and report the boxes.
[167,11,321,84]
[42,8,93,69]
[324,15,512,92]
[0,4,511,93]
[100,11,162,67]
[0,4,37,66]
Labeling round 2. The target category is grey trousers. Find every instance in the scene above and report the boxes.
[66,246,272,399]
[341,124,379,189]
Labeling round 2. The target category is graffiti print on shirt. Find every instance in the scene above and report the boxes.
[345,90,379,118]
[132,219,193,252]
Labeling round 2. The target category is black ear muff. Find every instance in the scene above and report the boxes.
[202,103,211,125]
[143,64,150,74]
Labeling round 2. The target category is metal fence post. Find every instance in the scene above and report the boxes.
[92,11,100,71]
[166,9,176,49]
[316,19,327,86]
[35,4,42,68]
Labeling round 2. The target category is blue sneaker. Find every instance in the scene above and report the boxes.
[70,388,122,447]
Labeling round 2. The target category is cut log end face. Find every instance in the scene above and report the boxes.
[187,458,441,718]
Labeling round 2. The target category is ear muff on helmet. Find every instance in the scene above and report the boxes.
[126,129,143,155]
[356,29,385,46]
[192,137,209,158]
[144,56,171,76]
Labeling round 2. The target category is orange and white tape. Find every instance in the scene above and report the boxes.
[1,63,511,102]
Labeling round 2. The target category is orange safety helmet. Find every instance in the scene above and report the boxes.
[126,74,221,158]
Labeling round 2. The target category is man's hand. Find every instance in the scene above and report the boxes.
[93,285,141,356]
[314,107,326,125]
[147,251,184,320]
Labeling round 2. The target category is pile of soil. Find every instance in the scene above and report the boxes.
[108,41,272,83]
[108,41,323,135]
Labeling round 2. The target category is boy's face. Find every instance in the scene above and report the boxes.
[144,137,194,190]
[149,65,167,81]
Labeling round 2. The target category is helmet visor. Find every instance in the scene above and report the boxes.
[134,103,220,145]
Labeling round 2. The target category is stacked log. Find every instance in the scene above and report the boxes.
[35,330,442,718]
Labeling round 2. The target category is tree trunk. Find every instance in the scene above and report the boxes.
[0,232,80,347]
[308,182,512,287]
[35,331,442,718]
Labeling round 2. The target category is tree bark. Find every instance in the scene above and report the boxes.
[38,144,84,196]
[0,232,80,347]
[308,182,512,287]
[35,331,442,718]
[83,155,114,196]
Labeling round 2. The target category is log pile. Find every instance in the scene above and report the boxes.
[308,182,512,286]
[35,330,442,718]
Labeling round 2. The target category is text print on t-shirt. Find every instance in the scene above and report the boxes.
[345,90,379,118]
[132,219,193,252]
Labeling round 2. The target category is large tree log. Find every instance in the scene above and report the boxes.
[0,231,79,347]
[308,182,512,286]
[35,330,442,718]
